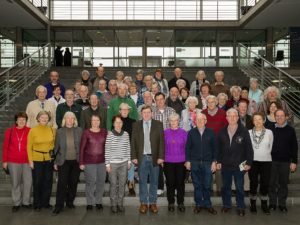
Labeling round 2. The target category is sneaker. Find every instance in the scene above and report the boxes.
[157,189,164,195]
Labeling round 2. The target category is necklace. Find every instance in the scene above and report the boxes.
[252,128,266,149]
[15,128,25,152]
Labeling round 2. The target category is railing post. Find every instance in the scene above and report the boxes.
[278,70,282,90]
[261,58,264,88]
[237,45,241,68]
[5,71,10,108]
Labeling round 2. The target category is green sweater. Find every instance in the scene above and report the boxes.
[56,102,82,128]
[106,97,138,130]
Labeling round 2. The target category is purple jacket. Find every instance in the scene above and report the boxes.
[164,128,187,163]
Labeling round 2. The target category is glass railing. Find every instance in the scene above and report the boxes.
[27,0,48,17]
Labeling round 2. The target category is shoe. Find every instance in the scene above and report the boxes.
[269,204,276,211]
[117,205,125,213]
[34,206,41,212]
[12,206,20,212]
[261,200,270,215]
[66,203,75,209]
[139,204,148,214]
[279,206,288,213]
[86,205,93,210]
[22,204,32,209]
[193,206,203,214]
[128,181,136,197]
[221,207,231,213]
[44,204,53,209]
[178,204,185,212]
[206,207,217,215]
[250,199,257,213]
[52,208,61,216]
[168,204,175,212]
[150,204,158,213]
[157,189,164,196]
[237,209,245,217]
[96,204,103,211]
[111,206,118,213]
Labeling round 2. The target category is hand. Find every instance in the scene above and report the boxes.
[157,159,164,166]
[290,163,297,172]
[80,165,85,170]
[106,165,111,173]
[54,164,58,171]
[29,161,34,169]
[2,162,7,170]
[211,162,217,173]
[127,162,132,170]
[185,162,191,170]
[132,159,138,165]
[216,163,222,170]
[244,165,251,171]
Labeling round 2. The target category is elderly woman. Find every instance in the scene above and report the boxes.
[123,76,133,88]
[226,85,244,109]
[129,82,144,107]
[197,83,211,110]
[105,115,131,213]
[115,70,125,86]
[151,82,161,100]
[176,79,187,91]
[217,93,229,111]
[80,115,107,211]
[190,70,210,97]
[52,112,82,215]
[265,102,281,129]
[153,69,169,96]
[180,96,202,131]
[140,75,153,95]
[81,70,93,93]
[2,112,31,212]
[248,112,273,215]
[241,86,257,116]
[257,86,294,124]
[164,113,187,212]
[27,110,56,211]
[249,78,263,104]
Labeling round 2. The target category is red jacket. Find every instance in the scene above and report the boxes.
[2,126,30,164]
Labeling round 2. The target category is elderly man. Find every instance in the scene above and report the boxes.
[91,66,109,91]
[185,113,218,215]
[237,100,254,130]
[56,89,82,128]
[210,71,230,97]
[75,85,90,110]
[135,69,145,91]
[166,87,186,116]
[138,91,154,119]
[100,79,118,109]
[168,68,190,90]
[26,85,57,128]
[95,79,107,99]
[217,108,253,217]
[106,83,138,131]
[80,94,107,129]
[269,109,298,213]
[131,105,164,214]
[44,71,65,99]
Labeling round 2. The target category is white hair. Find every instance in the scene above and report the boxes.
[249,77,258,84]
[61,111,78,128]
[168,113,180,121]
[195,70,206,79]
[186,96,199,106]
[81,70,90,76]
[35,85,47,95]
[217,92,229,101]
[119,102,131,110]
[123,76,133,82]
[176,79,186,86]
[226,108,238,116]
[206,95,217,104]
[263,86,281,100]
[118,83,128,90]
[230,85,242,94]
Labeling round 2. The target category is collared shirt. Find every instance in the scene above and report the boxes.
[198,127,205,136]
[227,125,238,145]
[143,119,152,154]
[152,106,176,130]
[275,121,288,128]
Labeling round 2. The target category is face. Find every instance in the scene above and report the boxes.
[79,86,88,98]
[232,88,241,99]
[253,115,264,128]
[151,85,159,95]
[215,72,224,82]
[98,80,107,91]
[177,81,186,90]
[109,82,117,93]
[120,107,130,118]
[218,96,227,106]
[180,89,188,99]
[174,68,182,79]
[50,72,59,83]
[144,76,153,87]
[238,102,248,116]
[197,72,205,80]
[129,86,137,95]
[141,108,152,121]
[113,117,123,130]
[136,73,143,81]
[188,100,197,110]
[201,86,209,95]
[16,117,26,128]
[267,90,278,101]
[124,79,132,87]
[65,90,74,102]
[250,81,257,90]
[169,117,179,129]
[155,71,162,79]
[38,114,49,126]
[118,87,127,98]
[196,115,207,128]
[82,72,89,81]
[96,67,105,77]
[143,93,152,105]
[90,95,98,107]
[74,82,81,92]
[241,90,248,99]
[91,116,101,128]
[116,73,124,81]
[65,115,75,127]
[275,110,286,125]
[269,103,277,114]
[207,98,217,110]
[155,94,165,109]
[226,111,239,125]
[53,87,61,97]
[36,88,47,101]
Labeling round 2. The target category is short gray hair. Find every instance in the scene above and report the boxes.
[119,102,131,110]
[186,96,198,106]
[168,113,180,121]
[230,85,241,94]
[217,93,228,101]
[226,108,238,116]
[263,86,280,100]
[35,85,47,95]
[176,79,186,86]
[81,70,90,76]
[118,83,128,90]
[249,77,258,84]
[206,95,217,104]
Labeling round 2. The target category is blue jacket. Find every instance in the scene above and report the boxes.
[185,127,217,163]
[45,82,66,99]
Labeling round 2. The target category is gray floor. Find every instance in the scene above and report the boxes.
[1,206,300,225]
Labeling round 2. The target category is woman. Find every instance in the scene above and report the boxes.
[217,93,228,111]
[248,112,273,214]
[115,70,125,87]
[226,85,244,109]
[80,115,107,210]
[249,78,263,104]
[190,70,210,97]
[48,85,66,107]
[52,112,82,215]
[2,112,31,212]
[153,68,169,96]
[129,82,143,107]
[180,87,189,104]
[176,79,186,91]
[27,110,55,211]
[105,115,131,213]
[264,102,281,129]
[197,83,211,110]
[164,113,187,212]
[73,80,82,101]
[81,70,93,93]
[180,96,202,131]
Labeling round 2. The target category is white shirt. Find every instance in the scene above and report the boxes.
[249,129,273,161]
[48,95,66,107]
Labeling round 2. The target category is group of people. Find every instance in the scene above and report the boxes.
[1,66,298,217]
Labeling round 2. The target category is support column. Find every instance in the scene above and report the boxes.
[16,27,23,63]
[266,27,274,63]
[142,29,147,68]
[233,31,237,67]
[216,30,220,67]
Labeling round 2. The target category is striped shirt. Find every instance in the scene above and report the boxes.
[105,131,131,166]
[152,106,176,130]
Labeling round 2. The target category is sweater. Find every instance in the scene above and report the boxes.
[249,129,273,162]
[80,106,107,130]
[56,102,82,128]
[79,129,107,165]
[202,108,228,135]
[185,127,217,163]
[105,130,131,166]
[270,124,298,164]
[164,128,187,163]
[27,125,56,162]
[44,82,65,99]
[166,97,186,117]
[2,126,30,164]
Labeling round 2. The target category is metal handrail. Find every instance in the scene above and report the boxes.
[0,43,51,110]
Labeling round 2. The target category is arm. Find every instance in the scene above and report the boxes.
[80,110,86,130]
[27,130,34,168]
[2,129,11,167]
[79,131,87,166]
[244,130,254,167]
[56,105,63,129]
[290,128,298,165]
[104,134,112,166]
[53,130,61,165]
[131,122,138,164]
[125,132,131,162]
[106,102,113,131]
[185,131,192,163]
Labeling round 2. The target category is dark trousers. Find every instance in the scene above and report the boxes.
[269,161,290,207]
[163,162,186,205]
[55,160,80,209]
[248,161,272,198]
[32,161,53,208]
[158,165,164,190]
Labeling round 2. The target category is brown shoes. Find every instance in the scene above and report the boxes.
[149,204,158,213]
[139,204,148,214]
[221,207,231,213]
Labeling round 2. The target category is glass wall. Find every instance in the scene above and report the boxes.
[0,35,15,68]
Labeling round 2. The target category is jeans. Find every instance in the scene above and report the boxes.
[221,169,245,209]
[138,155,159,204]
[191,162,213,208]
[127,164,135,182]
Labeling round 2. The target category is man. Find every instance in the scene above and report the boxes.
[131,105,164,214]
[44,71,65,99]
[217,108,253,216]
[269,109,298,213]
[185,113,217,215]
[91,66,109,91]
[210,71,231,97]
[237,100,254,130]
[166,87,186,117]
[56,89,82,129]
[26,85,57,128]
[137,91,154,119]
[168,68,190,90]
[100,79,118,109]
[75,85,90,110]
[80,94,107,129]
[95,79,107,99]
[106,83,138,131]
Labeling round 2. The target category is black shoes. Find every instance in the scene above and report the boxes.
[279,206,288,213]
[237,209,245,217]
[117,205,125,213]
[206,207,217,215]
[96,204,103,211]
[193,206,203,214]
[66,203,75,209]
[269,204,276,211]
[86,205,93,210]
[12,206,20,212]
[111,206,118,213]
[221,207,231,213]
[261,200,270,215]
[250,199,257,213]
[168,204,175,212]
[178,204,185,212]
[52,208,61,216]
[22,204,32,209]
[44,204,53,209]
